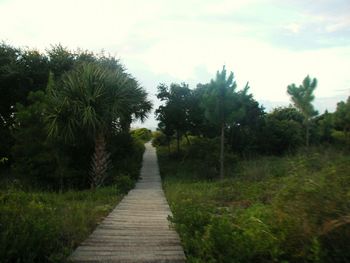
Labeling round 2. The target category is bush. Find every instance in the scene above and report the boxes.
[109,134,145,187]
[114,174,135,193]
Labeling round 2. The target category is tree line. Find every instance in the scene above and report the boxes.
[155,66,350,177]
[0,42,152,190]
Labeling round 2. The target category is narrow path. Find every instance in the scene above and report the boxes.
[69,143,186,263]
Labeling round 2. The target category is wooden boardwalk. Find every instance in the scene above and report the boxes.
[69,143,186,263]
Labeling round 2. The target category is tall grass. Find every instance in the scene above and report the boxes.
[159,144,350,262]
[0,186,122,263]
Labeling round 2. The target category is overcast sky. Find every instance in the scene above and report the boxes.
[1,0,349,129]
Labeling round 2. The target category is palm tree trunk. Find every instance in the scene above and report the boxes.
[220,123,225,180]
[90,132,110,189]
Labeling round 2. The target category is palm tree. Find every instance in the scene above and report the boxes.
[46,62,152,188]
[287,75,318,147]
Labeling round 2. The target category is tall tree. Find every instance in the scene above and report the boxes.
[200,66,238,179]
[287,75,318,147]
[45,63,152,188]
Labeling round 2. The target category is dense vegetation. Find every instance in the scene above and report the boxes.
[0,42,151,262]
[155,67,350,262]
[154,67,349,172]
[0,42,152,188]
[157,140,350,262]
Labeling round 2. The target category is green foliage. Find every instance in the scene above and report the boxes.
[0,43,49,119]
[159,145,350,262]
[46,44,76,77]
[114,175,135,194]
[46,62,145,141]
[10,90,93,190]
[0,43,49,160]
[315,110,334,144]
[156,83,193,152]
[109,134,145,182]
[287,75,318,119]
[11,91,58,187]
[45,62,151,188]
[198,66,263,177]
[0,186,122,263]
[262,107,304,154]
[199,66,238,126]
[225,93,265,155]
[130,128,152,143]
[1,42,152,189]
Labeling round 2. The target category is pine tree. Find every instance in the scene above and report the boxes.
[287,75,318,147]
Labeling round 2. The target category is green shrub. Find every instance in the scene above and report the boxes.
[169,201,214,262]
[114,174,135,193]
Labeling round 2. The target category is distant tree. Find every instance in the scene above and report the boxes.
[130,128,152,143]
[267,106,304,124]
[334,96,350,141]
[199,66,239,179]
[45,63,152,188]
[287,75,318,147]
[227,88,265,155]
[262,107,304,154]
[155,83,192,153]
[314,110,334,144]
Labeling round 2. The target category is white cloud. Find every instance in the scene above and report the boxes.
[325,17,350,32]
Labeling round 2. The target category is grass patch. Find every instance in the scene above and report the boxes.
[0,186,123,263]
[159,145,350,262]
